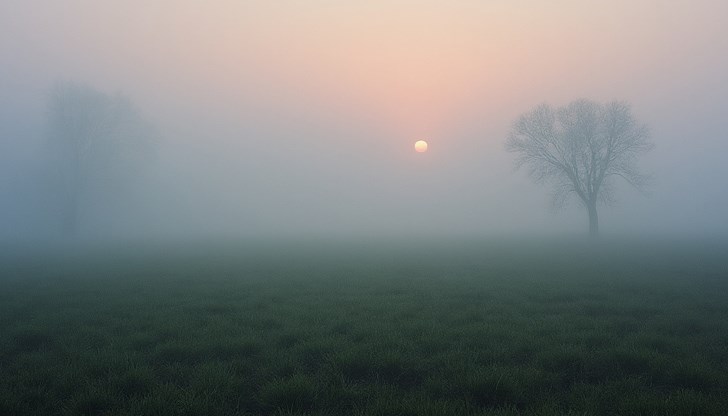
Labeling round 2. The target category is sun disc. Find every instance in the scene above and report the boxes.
[414,140,428,153]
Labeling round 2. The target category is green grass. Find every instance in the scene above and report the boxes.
[1,239,727,415]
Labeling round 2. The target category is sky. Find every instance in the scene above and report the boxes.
[1,0,727,240]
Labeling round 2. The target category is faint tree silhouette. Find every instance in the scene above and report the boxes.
[47,81,156,235]
[506,99,653,236]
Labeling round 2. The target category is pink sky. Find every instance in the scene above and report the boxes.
[2,0,728,236]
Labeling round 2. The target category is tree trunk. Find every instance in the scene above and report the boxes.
[62,197,78,236]
[61,182,80,236]
[587,200,599,237]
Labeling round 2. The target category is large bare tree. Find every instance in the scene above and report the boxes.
[47,82,156,235]
[506,99,653,236]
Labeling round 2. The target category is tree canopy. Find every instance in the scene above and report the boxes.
[506,99,653,236]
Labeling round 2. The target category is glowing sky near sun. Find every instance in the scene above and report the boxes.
[2,0,728,235]
[6,0,726,141]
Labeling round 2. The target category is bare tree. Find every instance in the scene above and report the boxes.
[506,99,653,236]
[47,82,156,235]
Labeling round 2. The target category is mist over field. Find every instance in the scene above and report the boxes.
[2,0,728,242]
[2,3,728,415]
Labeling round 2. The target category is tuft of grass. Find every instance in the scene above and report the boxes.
[259,374,319,413]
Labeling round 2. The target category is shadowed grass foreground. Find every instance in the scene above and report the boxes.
[1,239,727,415]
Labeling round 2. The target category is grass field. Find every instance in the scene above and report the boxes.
[1,239,727,415]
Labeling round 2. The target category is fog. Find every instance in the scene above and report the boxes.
[2,0,728,242]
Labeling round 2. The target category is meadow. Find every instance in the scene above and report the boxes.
[1,238,727,415]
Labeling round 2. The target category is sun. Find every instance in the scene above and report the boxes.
[414,140,428,153]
